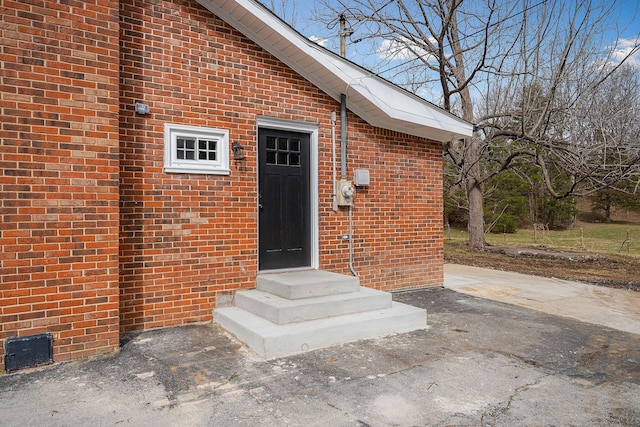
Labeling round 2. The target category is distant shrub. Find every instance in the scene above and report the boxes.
[539,197,577,229]
[577,210,606,223]
[486,213,519,234]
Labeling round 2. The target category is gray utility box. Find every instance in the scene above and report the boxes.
[354,169,370,186]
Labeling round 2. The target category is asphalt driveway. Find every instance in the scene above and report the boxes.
[1,266,639,426]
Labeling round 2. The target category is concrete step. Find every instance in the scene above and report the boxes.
[234,286,392,325]
[214,301,427,359]
[256,270,359,300]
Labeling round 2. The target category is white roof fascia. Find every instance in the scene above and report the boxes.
[195,0,474,141]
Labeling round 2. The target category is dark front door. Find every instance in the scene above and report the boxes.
[258,128,311,270]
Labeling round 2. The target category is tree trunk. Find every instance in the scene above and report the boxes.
[466,177,485,249]
[448,8,485,249]
[463,136,486,249]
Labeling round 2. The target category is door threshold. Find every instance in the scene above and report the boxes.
[258,266,317,275]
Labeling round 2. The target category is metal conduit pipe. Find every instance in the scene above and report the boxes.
[340,93,347,180]
[340,93,358,277]
[331,111,338,212]
[348,204,357,277]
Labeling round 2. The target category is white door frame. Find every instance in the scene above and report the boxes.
[256,116,319,271]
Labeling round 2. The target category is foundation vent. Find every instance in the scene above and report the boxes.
[5,333,53,373]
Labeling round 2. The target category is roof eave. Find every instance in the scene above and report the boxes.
[195,0,474,141]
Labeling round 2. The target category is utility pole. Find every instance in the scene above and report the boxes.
[339,14,347,57]
[338,13,353,58]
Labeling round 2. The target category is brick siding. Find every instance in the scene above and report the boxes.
[0,0,121,371]
[118,0,443,335]
[1,0,444,370]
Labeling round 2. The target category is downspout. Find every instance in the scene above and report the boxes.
[341,93,358,277]
[331,112,338,212]
[340,93,347,180]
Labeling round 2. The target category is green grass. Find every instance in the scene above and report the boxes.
[445,221,640,257]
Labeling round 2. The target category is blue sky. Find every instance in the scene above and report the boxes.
[267,0,640,69]
[617,0,640,37]
[263,0,640,106]
[607,0,640,66]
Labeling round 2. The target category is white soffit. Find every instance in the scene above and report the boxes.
[195,0,474,141]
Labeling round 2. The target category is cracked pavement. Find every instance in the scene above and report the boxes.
[1,286,639,426]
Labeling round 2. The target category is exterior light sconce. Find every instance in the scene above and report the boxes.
[134,102,150,115]
[232,141,245,160]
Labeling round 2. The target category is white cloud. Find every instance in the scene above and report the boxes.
[309,35,328,47]
[610,37,640,68]
[377,36,434,62]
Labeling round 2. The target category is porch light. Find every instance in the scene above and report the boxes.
[232,141,245,160]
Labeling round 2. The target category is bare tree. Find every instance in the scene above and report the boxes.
[265,0,300,27]
[476,2,640,199]
[281,0,640,249]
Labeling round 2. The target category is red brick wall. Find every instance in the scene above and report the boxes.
[0,1,121,371]
[118,0,444,335]
[341,125,444,291]
[0,0,443,371]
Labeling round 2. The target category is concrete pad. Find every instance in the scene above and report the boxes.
[2,288,640,426]
[444,263,640,335]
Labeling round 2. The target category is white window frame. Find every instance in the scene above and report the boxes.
[164,123,230,175]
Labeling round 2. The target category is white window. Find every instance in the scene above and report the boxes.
[164,124,230,175]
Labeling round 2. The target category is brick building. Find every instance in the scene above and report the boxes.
[0,0,472,371]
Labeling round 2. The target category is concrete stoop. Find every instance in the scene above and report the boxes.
[213,270,427,359]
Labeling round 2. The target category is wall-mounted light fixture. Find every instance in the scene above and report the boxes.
[231,141,245,160]
[135,102,150,115]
